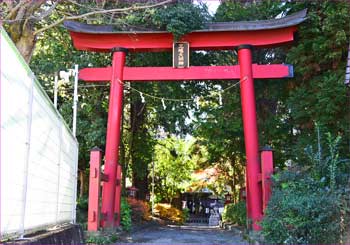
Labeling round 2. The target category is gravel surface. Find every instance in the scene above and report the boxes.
[116,224,247,244]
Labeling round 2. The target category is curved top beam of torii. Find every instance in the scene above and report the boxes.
[64,9,307,52]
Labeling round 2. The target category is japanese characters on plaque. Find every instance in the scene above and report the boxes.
[173,42,189,68]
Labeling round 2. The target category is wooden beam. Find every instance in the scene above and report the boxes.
[79,64,293,82]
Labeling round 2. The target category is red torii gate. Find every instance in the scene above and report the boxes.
[64,9,307,231]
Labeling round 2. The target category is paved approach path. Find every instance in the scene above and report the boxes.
[117,224,248,244]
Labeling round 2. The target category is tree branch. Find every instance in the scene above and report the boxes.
[2,0,14,17]
[30,0,59,21]
[4,0,28,20]
[4,0,14,10]
[33,0,173,35]
[24,0,46,19]
[66,0,103,12]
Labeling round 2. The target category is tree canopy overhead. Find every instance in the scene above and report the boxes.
[1,0,172,62]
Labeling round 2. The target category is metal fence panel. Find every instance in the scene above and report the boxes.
[24,86,61,230]
[1,27,79,238]
[57,126,77,223]
[1,59,29,236]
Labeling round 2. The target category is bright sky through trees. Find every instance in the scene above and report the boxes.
[194,0,220,15]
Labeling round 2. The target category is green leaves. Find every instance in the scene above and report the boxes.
[121,197,132,231]
[151,3,209,40]
[222,201,246,226]
[152,136,199,202]
[215,0,290,22]
[262,175,343,244]
[262,130,350,244]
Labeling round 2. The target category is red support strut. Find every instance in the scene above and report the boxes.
[88,147,103,231]
[238,45,263,231]
[101,48,127,228]
[114,165,122,226]
[261,147,274,212]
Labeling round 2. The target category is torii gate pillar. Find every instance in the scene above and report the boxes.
[100,48,127,227]
[238,45,262,230]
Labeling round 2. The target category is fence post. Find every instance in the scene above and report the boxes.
[72,140,79,224]
[55,123,63,224]
[19,72,35,238]
[54,74,58,109]
[261,146,274,212]
[88,147,103,231]
[72,64,79,137]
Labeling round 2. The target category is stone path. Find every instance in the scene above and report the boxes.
[117,224,248,244]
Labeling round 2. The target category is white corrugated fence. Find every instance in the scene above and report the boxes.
[0,27,79,239]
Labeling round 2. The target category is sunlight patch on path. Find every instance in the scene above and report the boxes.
[117,224,247,244]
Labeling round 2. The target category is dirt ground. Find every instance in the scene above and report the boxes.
[116,224,247,244]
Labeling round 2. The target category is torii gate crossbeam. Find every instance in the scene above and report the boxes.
[64,9,307,231]
[79,64,293,81]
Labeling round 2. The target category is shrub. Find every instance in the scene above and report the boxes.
[262,131,350,244]
[86,233,118,244]
[127,197,151,222]
[262,173,342,244]
[121,197,132,231]
[76,196,88,229]
[182,207,190,222]
[222,201,246,226]
[154,203,185,224]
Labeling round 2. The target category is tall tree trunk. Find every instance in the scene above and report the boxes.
[5,0,45,63]
[11,28,36,62]
[129,96,149,199]
[132,172,149,200]
[79,170,84,198]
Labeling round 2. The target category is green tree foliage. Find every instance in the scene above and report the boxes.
[262,175,342,244]
[1,1,172,62]
[285,1,350,162]
[120,197,132,231]
[214,1,292,168]
[29,22,110,196]
[152,136,198,203]
[215,0,290,21]
[193,81,246,199]
[222,201,247,227]
[213,3,350,239]
[100,1,210,41]
[191,1,296,200]
[151,3,210,40]
[262,126,350,244]
[214,0,350,240]
[117,2,211,196]
[213,0,350,167]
